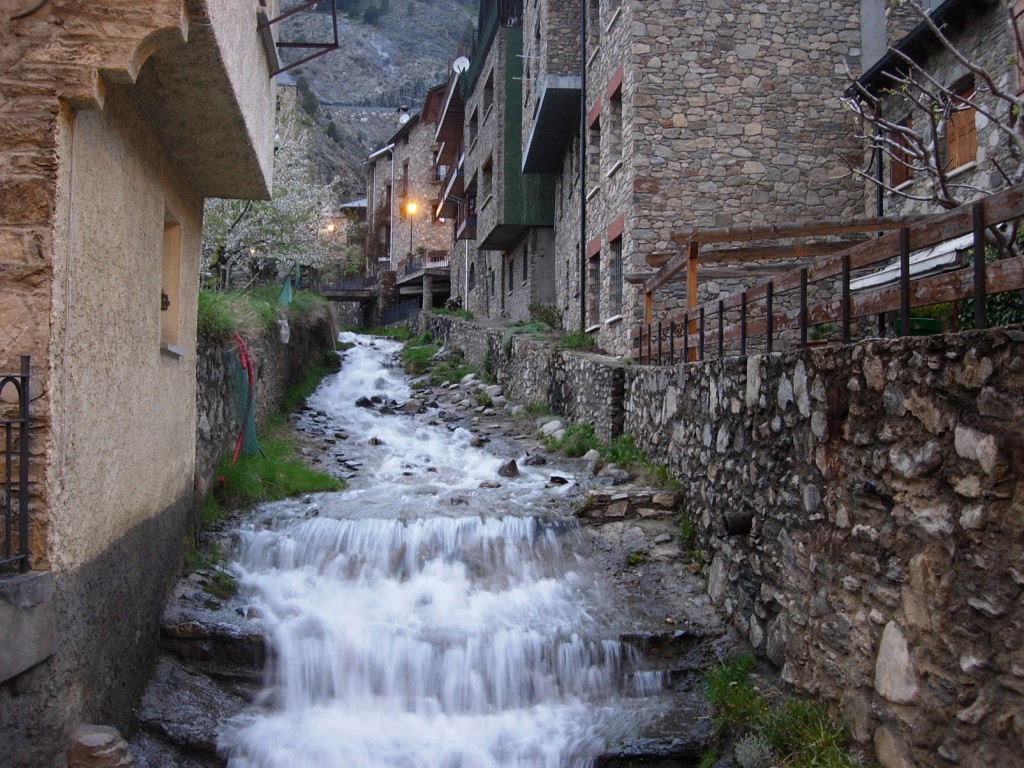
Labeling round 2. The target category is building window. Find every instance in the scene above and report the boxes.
[484,71,495,115]
[161,212,182,352]
[469,262,476,291]
[608,84,623,164]
[587,254,601,327]
[507,254,515,294]
[482,155,493,200]
[522,244,529,283]
[588,116,601,188]
[946,82,976,171]
[610,236,623,315]
[469,108,479,145]
[890,116,913,187]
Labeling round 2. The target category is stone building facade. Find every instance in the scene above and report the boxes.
[0,1,276,764]
[535,0,867,356]
[366,91,453,312]
[450,0,558,323]
[856,0,1018,218]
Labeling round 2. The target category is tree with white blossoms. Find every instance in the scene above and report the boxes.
[203,130,337,288]
[842,0,1024,256]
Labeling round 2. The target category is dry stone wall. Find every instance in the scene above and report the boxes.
[195,303,337,503]
[423,314,1024,766]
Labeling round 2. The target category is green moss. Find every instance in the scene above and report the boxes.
[625,551,647,567]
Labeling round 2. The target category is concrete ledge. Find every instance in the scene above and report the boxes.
[0,571,55,683]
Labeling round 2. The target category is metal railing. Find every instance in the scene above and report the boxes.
[404,252,451,275]
[320,275,378,293]
[381,299,421,326]
[634,185,1024,364]
[1,356,30,574]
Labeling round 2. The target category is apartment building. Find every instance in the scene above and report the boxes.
[452,0,559,321]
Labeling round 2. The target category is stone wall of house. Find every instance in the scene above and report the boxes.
[876,4,1014,218]
[550,0,867,357]
[422,314,1024,766]
[392,118,450,268]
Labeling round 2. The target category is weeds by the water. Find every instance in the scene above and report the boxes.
[545,423,603,457]
[400,332,438,375]
[281,347,341,414]
[703,654,859,768]
[210,416,342,513]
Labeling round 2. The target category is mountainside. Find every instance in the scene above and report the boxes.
[279,0,478,199]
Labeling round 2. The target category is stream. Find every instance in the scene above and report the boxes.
[215,333,671,768]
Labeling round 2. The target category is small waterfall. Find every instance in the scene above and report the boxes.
[218,334,662,768]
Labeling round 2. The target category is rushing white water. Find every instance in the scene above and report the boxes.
[218,333,662,768]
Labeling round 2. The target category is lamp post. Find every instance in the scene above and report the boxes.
[406,201,417,261]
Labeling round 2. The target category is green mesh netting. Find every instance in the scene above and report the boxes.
[278,276,293,306]
[228,337,262,460]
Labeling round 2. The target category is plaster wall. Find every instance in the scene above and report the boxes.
[48,85,201,573]
[205,0,277,191]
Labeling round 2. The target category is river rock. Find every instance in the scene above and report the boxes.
[524,453,547,466]
[355,396,374,408]
[68,725,135,768]
[497,459,519,477]
[135,657,248,756]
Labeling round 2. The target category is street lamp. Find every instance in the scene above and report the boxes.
[405,201,417,257]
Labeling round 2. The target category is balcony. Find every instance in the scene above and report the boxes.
[523,75,582,174]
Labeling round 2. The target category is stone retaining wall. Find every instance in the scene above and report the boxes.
[422,314,1024,766]
[195,302,337,503]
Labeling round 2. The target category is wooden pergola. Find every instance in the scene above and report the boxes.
[629,184,1024,363]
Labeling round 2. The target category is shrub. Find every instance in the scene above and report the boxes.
[559,330,594,349]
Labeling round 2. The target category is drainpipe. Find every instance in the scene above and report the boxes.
[578,0,587,331]
[464,240,469,303]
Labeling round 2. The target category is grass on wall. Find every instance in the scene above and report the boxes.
[197,287,330,340]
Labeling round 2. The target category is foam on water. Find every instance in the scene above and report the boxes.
[218,334,662,767]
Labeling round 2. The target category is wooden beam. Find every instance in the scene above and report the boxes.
[698,240,867,264]
[644,240,864,268]
[670,214,926,246]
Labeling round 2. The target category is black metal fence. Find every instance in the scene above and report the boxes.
[381,300,420,326]
[1,356,31,574]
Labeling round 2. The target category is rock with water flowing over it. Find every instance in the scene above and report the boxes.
[134,656,248,757]
[355,396,374,408]
[68,725,135,768]
[497,459,519,477]
[524,453,547,466]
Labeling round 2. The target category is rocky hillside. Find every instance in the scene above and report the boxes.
[279,0,478,198]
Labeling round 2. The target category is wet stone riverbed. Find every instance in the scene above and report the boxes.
[131,333,743,768]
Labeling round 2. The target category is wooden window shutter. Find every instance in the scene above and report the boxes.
[947,88,976,171]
